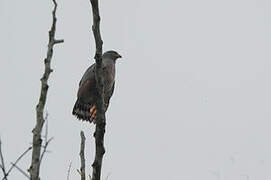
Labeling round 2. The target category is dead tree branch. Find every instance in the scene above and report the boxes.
[89,0,106,180]
[10,163,30,179]
[1,147,32,180]
[39,115,54,165]
[67,161,72,180]
[79,131,86,180]
[105,172,111,180]
[0,139,7,180]
[28,0,63,179]
[39,137,53,165]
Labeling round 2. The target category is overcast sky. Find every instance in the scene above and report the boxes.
[1,0,271,179]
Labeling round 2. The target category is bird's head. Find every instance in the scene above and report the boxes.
[103,50,122,61]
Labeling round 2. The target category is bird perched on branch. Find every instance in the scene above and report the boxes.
[72,50,121,122]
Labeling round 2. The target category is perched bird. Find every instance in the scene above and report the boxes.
[72,50,121,122]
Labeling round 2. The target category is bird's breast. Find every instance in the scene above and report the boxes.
[103,65,115,91]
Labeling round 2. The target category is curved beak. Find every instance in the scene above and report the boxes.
[117,54,122,58]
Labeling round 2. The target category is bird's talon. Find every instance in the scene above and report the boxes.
[90,105,96,113]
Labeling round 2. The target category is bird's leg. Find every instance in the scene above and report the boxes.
[90,103,108,120]
[92,109,97,118]
[90,105,96,113]
[90,105,96,117]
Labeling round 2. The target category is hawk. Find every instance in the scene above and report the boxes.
[72,50,121,122]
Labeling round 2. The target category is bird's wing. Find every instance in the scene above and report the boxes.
[79,63,95,87]
[73,64,99,122]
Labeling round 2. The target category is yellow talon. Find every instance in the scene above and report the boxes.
[91,109,97,118]
[90,105,96,113]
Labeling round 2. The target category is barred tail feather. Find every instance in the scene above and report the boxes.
[72,99,94,122]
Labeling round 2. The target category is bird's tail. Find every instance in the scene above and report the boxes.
[72,99,96,122]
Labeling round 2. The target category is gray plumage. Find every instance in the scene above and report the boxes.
[72,50,121,122]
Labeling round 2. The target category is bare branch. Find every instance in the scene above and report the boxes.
[39,137,53,165]
[105,172,111,180]
[1,147,32,180]
[0,139,7,180]
[67,161,72,180]
[10,163,30,179]
[54,39,64,44]
[39,117,53,164]
[89,1,106,180]
[28,0,63,179]
[45,113,49,139]
[79,131,86,180]
[90,0,103,62]
[241,174,250,180]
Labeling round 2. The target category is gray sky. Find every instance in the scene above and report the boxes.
[1,0,271,179]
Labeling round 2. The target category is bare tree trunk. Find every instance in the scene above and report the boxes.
[28,0,63,180]
[89,1,106,180]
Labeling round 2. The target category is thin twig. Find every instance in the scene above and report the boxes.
[28,0,63,179]
[105,172,111,180]
[67,161,72,180]
[44,113,49,142]
[80,131,86,180]
[10,163,30,179]
[39,137,53,165]
[2,147,32,180]
[39,115,51,164]
[54,39,64,44]
[241,174,250,180]
[0,139,7,180]
[89,1,106,180]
